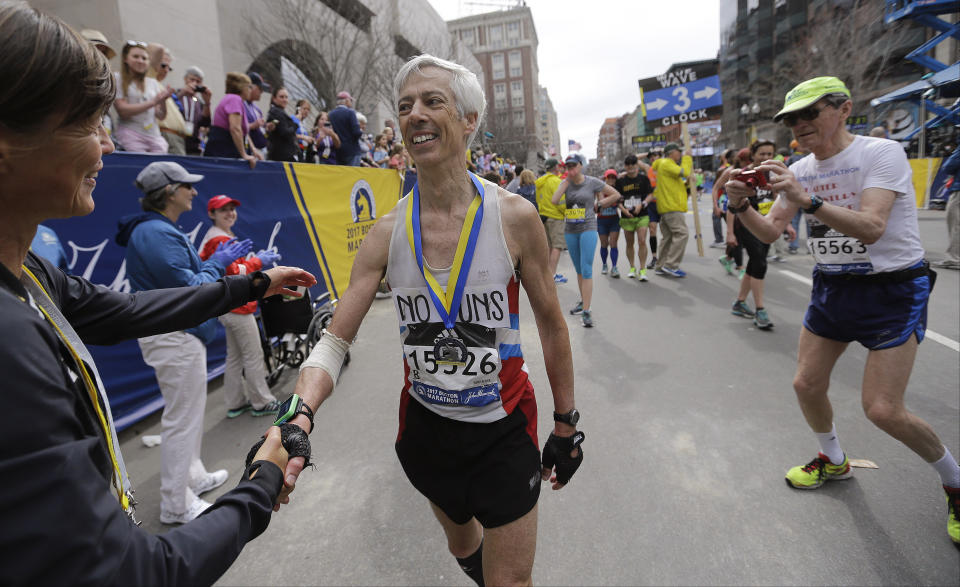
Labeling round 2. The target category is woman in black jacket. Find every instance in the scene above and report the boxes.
[265,87,300,162]
[0,5,317,584]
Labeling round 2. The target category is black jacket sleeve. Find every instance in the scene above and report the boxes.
[0,270,284,586]
[26,252,256,346]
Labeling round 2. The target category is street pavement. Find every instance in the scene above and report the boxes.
[119,208,960,586]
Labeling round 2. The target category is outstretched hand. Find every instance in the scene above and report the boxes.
[262,266,317,298]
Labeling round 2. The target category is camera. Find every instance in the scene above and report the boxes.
[734,169,768,189]
[194,85,207,94]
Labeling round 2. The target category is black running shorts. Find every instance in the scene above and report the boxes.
[395,389,541,528]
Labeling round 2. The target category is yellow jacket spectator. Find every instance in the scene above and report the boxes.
[651,151,693,214]
[536,158,565,219]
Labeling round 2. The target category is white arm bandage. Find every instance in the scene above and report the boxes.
[299,329,351,386]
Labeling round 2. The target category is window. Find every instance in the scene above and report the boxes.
[506,21,520,38]
[494,83,506,96]
[491,53,505,80]
[461,28,474,46]
[511,92,524,107]
[512,109,525,127]
[488,24,503,48]
[508,51,522,77]
[495,97,507,109]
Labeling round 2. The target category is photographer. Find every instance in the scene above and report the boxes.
[265,87,299,162]
[0,4,316,583]
[177,66,212,156]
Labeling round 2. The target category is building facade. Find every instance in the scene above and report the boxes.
[31,0,481,136]
[596,117,621,169]
[715,0,938,152]
[448,6,543,169]
[538,86,561,158]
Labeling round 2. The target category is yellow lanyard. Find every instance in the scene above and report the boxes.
[21,267,130,511]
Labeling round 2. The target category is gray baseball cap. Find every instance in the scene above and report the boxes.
[135,161,204,194]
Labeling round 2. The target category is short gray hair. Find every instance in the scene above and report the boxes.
[393,54,486,148]
[139,184,176,212]
[184,65,204,80]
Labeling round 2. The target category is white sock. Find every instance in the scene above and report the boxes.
[931,446,960,488]
[815,423,845,464]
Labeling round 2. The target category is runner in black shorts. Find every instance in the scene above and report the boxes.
[288,55,585,585]
[598,169,622,277]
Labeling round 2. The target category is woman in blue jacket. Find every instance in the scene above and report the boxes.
[116,160,253,524]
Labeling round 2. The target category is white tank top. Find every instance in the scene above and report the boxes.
[386,177,530,423]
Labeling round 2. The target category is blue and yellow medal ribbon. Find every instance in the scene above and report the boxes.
[405,173,485,329]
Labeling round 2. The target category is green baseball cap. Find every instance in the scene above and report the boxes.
[663,142,681,155]
[773,76,851,122]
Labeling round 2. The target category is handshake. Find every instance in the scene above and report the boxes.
[244,424,312,506]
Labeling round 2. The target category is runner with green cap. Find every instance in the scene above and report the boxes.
[726,75,960,545]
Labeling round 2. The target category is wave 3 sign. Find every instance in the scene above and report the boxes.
[639,60,723,124]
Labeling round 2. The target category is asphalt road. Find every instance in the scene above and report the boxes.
[119,208,960,586]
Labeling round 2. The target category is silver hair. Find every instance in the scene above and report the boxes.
[356,112,367,124]
[139,184,177,212]
[393,54,486,148]
[184,65,204,80]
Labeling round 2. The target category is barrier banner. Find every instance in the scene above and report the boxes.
[44,152,401,428]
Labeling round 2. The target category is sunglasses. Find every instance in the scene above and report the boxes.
[781,103,834,127]
[160,63,172,71]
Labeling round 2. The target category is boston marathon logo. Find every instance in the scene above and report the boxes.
[350,179,376,223]
[347,179,377,253]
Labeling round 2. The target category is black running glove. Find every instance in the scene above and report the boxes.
[541,431,585,485]
[246,423,313,468]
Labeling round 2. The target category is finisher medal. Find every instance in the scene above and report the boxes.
[405,173,486,355]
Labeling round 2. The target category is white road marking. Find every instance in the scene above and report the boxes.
[777,269,959,353]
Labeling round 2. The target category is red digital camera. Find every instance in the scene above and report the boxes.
[733,169,768,189]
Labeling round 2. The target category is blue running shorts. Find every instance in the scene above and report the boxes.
[647,201,660,223]
[596,216,620,236]
[804,262,930,350]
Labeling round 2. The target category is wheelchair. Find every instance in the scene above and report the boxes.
[256,288,349,387]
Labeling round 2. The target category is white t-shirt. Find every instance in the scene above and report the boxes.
[789,135,923,274]
[114,73,163,138]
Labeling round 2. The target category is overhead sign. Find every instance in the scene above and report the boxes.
[639,60,723,125]
[631,134,667,149]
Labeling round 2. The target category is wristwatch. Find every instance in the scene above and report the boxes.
[729,200,751,214]
[553,408,580,426]
[803,194,824,214]
[274,393,315,432]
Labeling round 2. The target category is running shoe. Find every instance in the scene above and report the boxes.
[581,310,593,328]
[662,267,687,278]
[737,269,746,281]
[946,485,960,544]
[601,263,608,275]
[638,269,648,282]
[785,453,852,489]
[719,255,735,275]
[647,256,657,269]
[226,403,252,419]
[754,308,773,329]
[610,266,620,278]
[731,300,754,318]
[191,469,228,496]
[709,241,725,249]
[788,247,799,255]
[161,497,213,525]
[251,400,281,417]
[654,268,666,275]
[554,273,568,283]
[771,255,786,263]
[627,267,637,279]
[570,300,583,315]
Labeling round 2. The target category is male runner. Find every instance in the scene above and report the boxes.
[726,76,959,544]
[646,149,661,269]
[599,169,622,278]
[536,158,568,283]
[616,154,654,281]
[284,55,586,583]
